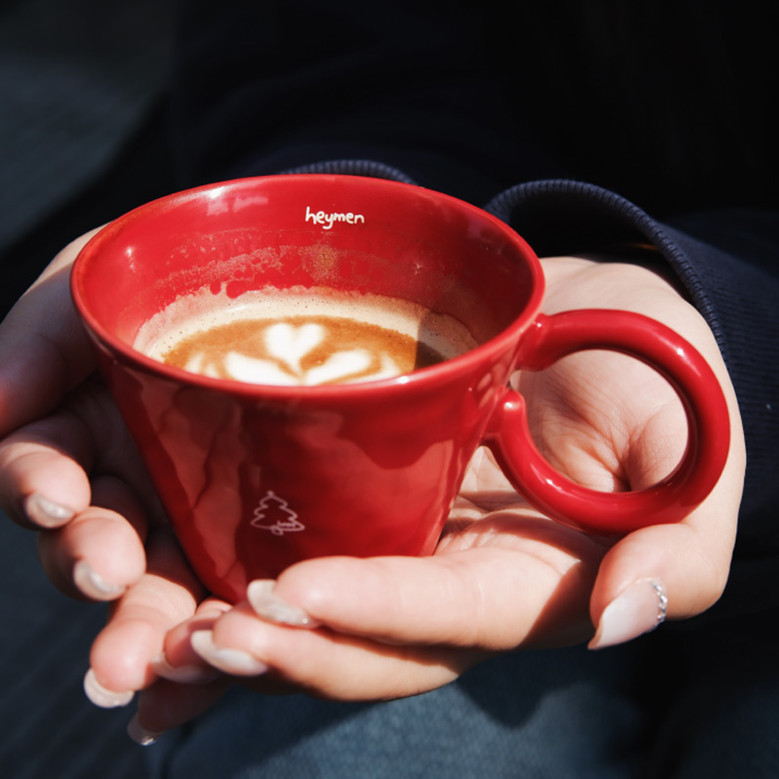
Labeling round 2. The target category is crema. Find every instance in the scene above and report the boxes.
[136,288,476,386]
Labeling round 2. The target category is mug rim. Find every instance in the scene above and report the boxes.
[71,174,546,398]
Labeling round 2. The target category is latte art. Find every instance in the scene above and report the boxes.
[163,316,442,385]
[137,289,477,387]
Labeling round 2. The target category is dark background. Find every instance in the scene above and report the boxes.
[0,1,174,775]
[0,0,177,316]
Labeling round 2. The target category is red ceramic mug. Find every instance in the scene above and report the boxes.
[71,174,730,602]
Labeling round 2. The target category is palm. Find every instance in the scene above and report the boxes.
[431,329,686,646]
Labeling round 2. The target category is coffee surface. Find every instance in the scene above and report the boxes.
[160,315,445,385]
[136,289,476,386]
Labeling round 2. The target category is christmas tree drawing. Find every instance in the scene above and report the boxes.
[250,491,305,535]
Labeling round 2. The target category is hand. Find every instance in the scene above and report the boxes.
[129,256,746,739]
[0,239,745,742]
[152,258,744,688]
[0,231,152,598]
[0,230,212,726]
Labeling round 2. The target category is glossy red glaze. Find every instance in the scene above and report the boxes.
[71,175,730,601]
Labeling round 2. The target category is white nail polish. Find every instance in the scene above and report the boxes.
[190,630,269,676]
[73,560,126,600]
[589,579,667,650]
[83,668,134,708]
[247,580,319,628]
[25,493,74,528]
[151,652,221,685]
[127,712,164,746]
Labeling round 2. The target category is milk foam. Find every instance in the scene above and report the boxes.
[135,287,477,386]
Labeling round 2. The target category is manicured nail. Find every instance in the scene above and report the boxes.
[83,668,134,708]
[73,560,126,600]
[247,580,319,628]
[24,493,75,528]
[190,630,269,676]
[127,712,164,746]
[151,652,222,685]
[589,579,668,650]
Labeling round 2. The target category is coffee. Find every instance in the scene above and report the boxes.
[136,288,477,386]
[155,315,443,385]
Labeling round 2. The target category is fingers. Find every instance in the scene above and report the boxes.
[0,229,101,437]
[536,255,747,648]
[587,307,746,648]
[177,519,604,701]
[0,410,95,529]
[588,387,746,648]
[0,378,160,600]
[85,530,204,703]
[36,476,147,600]
[123,599,235,741]
[0,404,150,600]
[264,539,597,649]
[588,486,741,649]
[89,575,230,744]
[192,602,476,701]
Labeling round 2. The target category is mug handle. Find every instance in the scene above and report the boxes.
[485,310,731,535]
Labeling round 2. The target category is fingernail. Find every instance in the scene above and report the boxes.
[24,493,75,528]
[247,580,319,628]
[127,712,164,746]
[83,668,134,708]
[73,560,126,600]
[151,651,222,685]
[190,630,269,676]
[589,579,668,650]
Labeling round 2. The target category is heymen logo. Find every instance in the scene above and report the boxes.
[305,206,365,230]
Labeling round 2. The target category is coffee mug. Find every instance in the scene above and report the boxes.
[71,174,730,602]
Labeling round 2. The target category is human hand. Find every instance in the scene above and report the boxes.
[0,230,215,729]
[0,240,744,741]
[127,255,745,739]
[0,230,155,598]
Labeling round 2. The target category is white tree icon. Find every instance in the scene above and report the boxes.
[250,491,305,536]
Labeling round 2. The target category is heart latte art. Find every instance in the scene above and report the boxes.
[136,290,476,387]
[159,316,443,386]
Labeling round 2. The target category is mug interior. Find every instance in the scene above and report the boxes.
[72,175,543,373]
